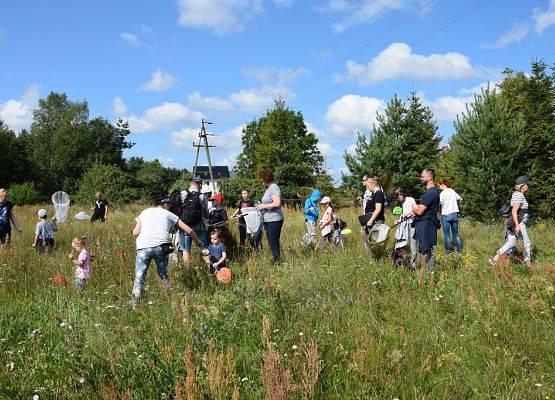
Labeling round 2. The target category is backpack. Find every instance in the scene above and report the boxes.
[334,218,347,231]
[169,189,183,217]
[181,189,203,226]
[499,203,511,218]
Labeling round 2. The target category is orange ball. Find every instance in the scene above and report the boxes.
[216,267,232,285]
[52,274,68,288]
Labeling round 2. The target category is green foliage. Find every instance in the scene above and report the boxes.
[498,60,555,218]
[76,162,137,204]
[344,93,441,197]
[125,157,185,199]
[450,87,526,219]
[7,182,42,205]
[235,99,326,195]
[0,122,34,187]
[218,177,264,207]
[169,171,194,192]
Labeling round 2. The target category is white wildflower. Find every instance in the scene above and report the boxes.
[535,383,543,388]
[241,377,248,382]
[292,344,298,350]
[79,377,85,384]
[59,322,66,328]
[299,332,304,337]
[33,395,39,400]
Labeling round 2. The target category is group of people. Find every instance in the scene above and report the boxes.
[0,168,535,306]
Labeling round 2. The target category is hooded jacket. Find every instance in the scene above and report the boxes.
[304,189,322,222]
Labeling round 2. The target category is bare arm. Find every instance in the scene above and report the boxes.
[104,205,109,219]
[257,194,281,210]
[214,251,227,267]
[412,203,427,216]
[512,202,521,232]
[132,218,141,236]
[366,203,382,226]
[177,219,201,245]
[10,211,22,233]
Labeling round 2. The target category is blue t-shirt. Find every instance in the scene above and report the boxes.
[0,201,14,230]
[208,243,227,261]
[421,187,440,217]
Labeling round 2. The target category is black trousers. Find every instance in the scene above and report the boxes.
[264,219,284,263]
[238,217,247,246]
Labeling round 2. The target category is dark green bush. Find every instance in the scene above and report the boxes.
[8,182,42,205]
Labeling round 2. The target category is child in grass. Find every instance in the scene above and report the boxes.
[69,236,90,291]
[33,209,57,254]
[316,196,336,250]
[202,230,227,274]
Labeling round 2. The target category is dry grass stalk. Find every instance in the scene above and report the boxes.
[184,347,199,400]
[102,380,132,400]
[108,347,117,375]
[419,354,432,375]
[300,341,324,400]
[260,348,295,400]
[262,314,271,351]
[175,378,185,400]
[203,339,240,400]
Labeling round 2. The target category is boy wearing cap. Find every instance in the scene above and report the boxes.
[33,209,57,254]
[208,194,228,232]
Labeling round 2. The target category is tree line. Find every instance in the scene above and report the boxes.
[1,59,553,219]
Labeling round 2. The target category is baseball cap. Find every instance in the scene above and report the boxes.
[211,194,224,203]
[515,176,532,186]
[191,176,203,184]
[320,196,331,204]
[201,186,212,194]
[37,209,47,218]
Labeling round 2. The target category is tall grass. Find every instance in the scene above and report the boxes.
[0,205,553,399]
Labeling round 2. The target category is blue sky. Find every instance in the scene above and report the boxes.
[1,0,554,180]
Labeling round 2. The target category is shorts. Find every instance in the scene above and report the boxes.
[178,229,208,252]
[90,213,105,223]
[35,238,54,253]
[76,278,87,291]
[0,226,10,244]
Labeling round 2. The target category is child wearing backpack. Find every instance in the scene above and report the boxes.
[33,209,57,254]
[302,189,321,247]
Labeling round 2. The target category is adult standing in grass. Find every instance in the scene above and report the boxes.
[393,188,418,269]
[132,193,200,308]
[438,178,463,253]
[363,175,386,231]
[256,169,284,264]
[179,177,209,265]
[0,188,22,245]
[90,191,109,223]
[489,176,533,269]
[412,169,441,271]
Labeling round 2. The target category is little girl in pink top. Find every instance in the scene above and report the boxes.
[317,196,336,249]
[69,236,90,291]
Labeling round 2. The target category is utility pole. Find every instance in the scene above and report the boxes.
[192,119,217,192]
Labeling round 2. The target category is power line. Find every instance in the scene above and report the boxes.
[291,0,435,94]
[300,0,495,107]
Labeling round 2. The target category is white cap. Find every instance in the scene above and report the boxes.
[320,196,331,204]
[37,209,47,218]
[200,184,213,194]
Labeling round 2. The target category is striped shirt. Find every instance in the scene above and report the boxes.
[510,191,528,210]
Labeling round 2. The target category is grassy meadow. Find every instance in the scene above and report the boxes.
[0,204,554,399]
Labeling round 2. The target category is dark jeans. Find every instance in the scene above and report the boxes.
[441,212,462,252]
[238,217,247,246]
[263,219,283,263]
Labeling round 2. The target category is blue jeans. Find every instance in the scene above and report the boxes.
[441,213,462,252]
[178,229,208,252]
[132,246,170,298]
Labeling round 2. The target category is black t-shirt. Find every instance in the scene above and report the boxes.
[365,190,385,222]
[209,208,228,226]
[94,199,108,216]
[0,201,14,230]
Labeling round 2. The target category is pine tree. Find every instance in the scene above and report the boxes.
[343,93,440,197]
[450,87,526,219]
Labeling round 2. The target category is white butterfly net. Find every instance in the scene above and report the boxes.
[241,207,262,235]
[51,191,70,222]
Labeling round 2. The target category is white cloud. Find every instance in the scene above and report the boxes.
[188,91,234,112]
[457,80,499,96]
[170,124,244,153]
[128,102,203,134]
[120,32,141,47]
[336,43,485,85]
[139,24,154,34]
[111,97,129,116]
[0,85,39,132]
[156,157,175,167]
[533,0,555,33]
[139,69,178,92]
[176,0,264,35]
[423,95,473,123]
[480,23,530,50]
[324,94,385,137]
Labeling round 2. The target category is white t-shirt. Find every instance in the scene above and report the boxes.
[402,196,417,218]
[439,188,461,215]
[136,207,179,250]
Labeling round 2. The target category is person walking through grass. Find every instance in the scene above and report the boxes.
[412,169,441,271]
[69,236,90,292]
[438,178,463,252]
[302,188,321,247]
[255,169,284,264]
[489,176,533,269]
[0,188,22,246]
[90,191,109,223]
[132,193,200,308]
[33,209,57,254]
[179,176,209,266]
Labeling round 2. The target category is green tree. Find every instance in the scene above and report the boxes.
[235,99,325,197]
[498,60,555,217]
[344,93,440,197]
[76,162,137,204]
[450,87,526,219]
[0,122,34,187]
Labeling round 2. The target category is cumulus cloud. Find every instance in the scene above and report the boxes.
[127,102,203,134]
[177,0,264,35]
[156,157,175,167]
[0,85,39,132]
[111,97,129,116]
[324,94,385,137]
[139,69,178,92]
[170,124,244,151]
[533,0,555,33]
[336,43,485,85]
[120,32,141,47]
[188,92,234,112]
[480,23,530,50]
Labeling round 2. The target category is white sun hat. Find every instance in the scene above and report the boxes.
[320,196,331,204]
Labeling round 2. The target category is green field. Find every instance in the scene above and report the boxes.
[0,205,553,399]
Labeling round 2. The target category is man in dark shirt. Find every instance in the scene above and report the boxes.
[90,191,109,223]
[0,188,22,244]
[412,169,441,271]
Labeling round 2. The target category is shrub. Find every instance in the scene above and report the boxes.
[8,182,42,205]
[76,162,138,204]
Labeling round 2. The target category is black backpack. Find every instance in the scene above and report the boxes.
[181,189,203,226]
[169,189,183,217]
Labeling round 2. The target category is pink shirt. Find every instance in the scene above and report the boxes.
[75,249,91,279]
[320,206,335,237]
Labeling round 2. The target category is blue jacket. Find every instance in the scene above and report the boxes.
[304,189,321,222]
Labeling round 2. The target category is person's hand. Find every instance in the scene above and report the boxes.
[366,220,374,227]
[515,224,521,233]
[69,253,74,260]
[255,204,264,211]
[201,249,210,256]
[52,216,57,222]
